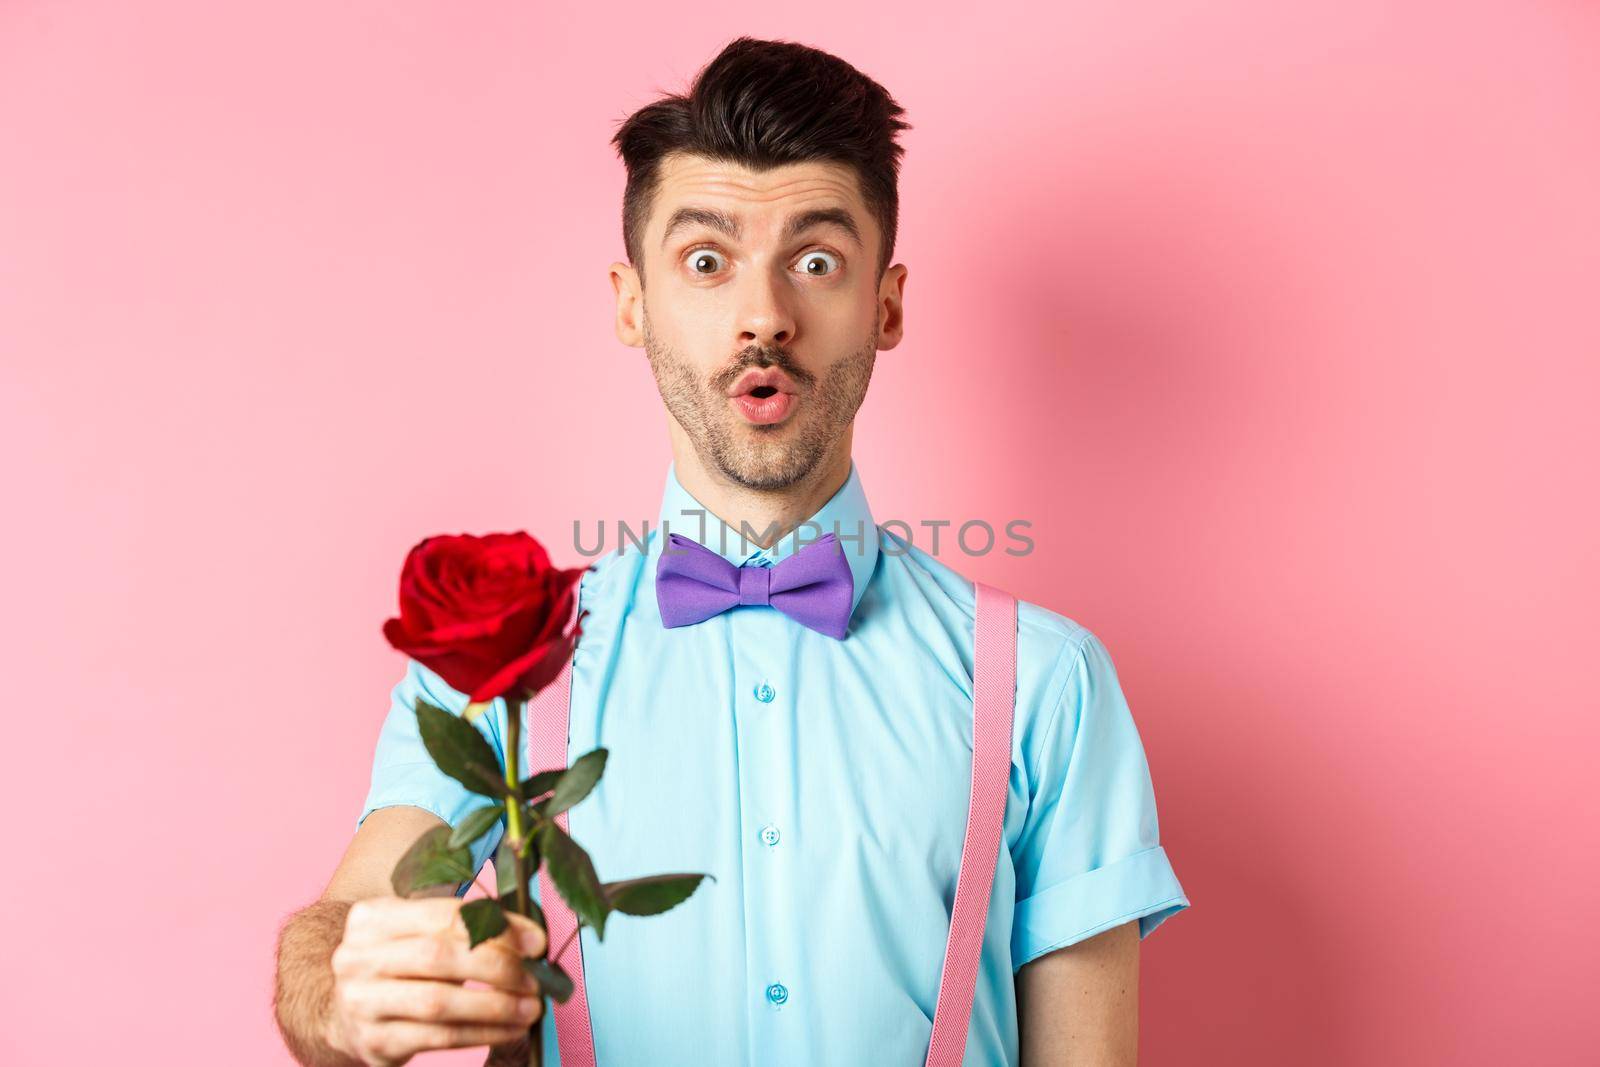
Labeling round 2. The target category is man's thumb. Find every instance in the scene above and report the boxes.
[502,909,548,956]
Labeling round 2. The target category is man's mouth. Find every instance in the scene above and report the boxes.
[727,367,799,398]
[727,368,799,425]
[730,388,794,425]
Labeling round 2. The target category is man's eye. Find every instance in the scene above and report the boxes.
[687,249,727,274]
[795,251,840,276]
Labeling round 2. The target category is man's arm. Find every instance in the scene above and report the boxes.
[1016,919,1140,1065]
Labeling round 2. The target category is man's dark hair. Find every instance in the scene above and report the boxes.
[611,36,911,288]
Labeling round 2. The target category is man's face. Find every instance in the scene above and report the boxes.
[613,153,905,492]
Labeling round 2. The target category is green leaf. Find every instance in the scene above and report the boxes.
[417,848,476,891]
[522,956,574,1003]
[459,897,508,949]
[544,747,608,817]
[392,824,476,897]
[536,820,610,940]
[449,804,506,850]
[603,872,713,916]
[519,768,564,801]
[414,697,509,799]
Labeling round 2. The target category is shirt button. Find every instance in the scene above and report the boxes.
[758,824,781,847]
[754,682,776,703]
[765,982,789,1006]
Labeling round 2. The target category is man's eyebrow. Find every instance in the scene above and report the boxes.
[660,207,740,248]
[659,206,863,250]
[781,208,862,249]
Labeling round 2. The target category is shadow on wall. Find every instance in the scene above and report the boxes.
[961,136,1376,1063]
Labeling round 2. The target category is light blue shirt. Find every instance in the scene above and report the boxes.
[359,460,1189,1066]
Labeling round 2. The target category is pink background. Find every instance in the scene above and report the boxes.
[3,3,1595,1064]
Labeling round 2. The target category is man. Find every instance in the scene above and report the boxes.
[275,35,1189,1067]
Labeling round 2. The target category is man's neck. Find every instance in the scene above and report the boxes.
[671,446,852,551]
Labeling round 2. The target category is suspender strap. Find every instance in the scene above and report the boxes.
[526,580,1019,1067]
[924,580,1019,1066]
[527,659,596,1067]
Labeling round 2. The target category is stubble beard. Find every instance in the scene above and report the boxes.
[643,311,877,492]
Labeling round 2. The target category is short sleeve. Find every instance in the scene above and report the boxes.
[1010,631,1190,969]
[357,657,509,897]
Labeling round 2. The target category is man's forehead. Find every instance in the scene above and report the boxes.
[649,154,869,235]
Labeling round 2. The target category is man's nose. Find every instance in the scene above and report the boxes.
[735,268,797,348]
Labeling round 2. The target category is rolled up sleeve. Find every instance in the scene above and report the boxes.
[1010,631,1189,969]
[357,657,508,897]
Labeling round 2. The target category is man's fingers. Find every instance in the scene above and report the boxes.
[363,1019,533,1057]
[342,896,471,945]
[358,934,540,993]
[344,897,547,956]
[352,977,543,1027]
[500,910,548,956]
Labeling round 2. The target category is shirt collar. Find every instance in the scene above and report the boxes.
[653,458,880,620]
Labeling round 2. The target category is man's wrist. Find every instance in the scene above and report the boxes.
[275,992,361,1067]
[315,1011,362,1067]
[274,898,363,1067]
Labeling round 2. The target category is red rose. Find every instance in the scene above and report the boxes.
[382,531,588,704]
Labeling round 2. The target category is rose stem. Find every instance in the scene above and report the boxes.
[500,694,542,1066]
[502,695,532,921]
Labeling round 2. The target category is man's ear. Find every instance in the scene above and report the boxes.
[877,263,908,350]
[611,261,644,347]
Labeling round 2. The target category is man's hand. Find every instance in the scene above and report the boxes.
[324,896,547,1067]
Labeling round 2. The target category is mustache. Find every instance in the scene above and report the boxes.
[713,346,816,391]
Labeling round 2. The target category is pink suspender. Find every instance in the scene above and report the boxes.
[924,580,1018,1066]
[526,660,595,1067]
[525,580,1018,1067]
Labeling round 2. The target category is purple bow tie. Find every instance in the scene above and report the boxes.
[656,531,855,639]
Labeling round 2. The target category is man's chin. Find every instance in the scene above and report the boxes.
[716,447,817,492]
